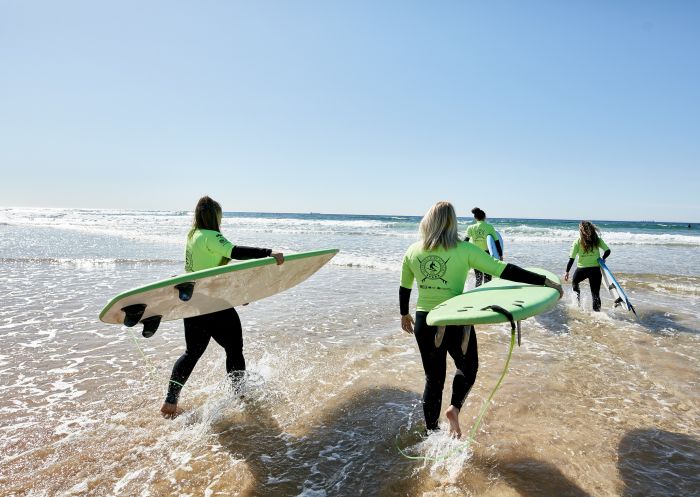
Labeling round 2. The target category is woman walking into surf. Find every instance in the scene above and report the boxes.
[399,201,562,437]
[564,221,610,312]
[160,196,284,419]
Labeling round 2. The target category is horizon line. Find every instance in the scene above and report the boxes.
[1,205,698,225]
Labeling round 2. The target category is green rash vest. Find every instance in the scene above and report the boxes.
[401,240,508,312]
[569,238,609,268]
[466,221,498,251]
[185,229,235,272]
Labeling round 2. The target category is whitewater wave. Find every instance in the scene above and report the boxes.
[497,226,700,246]
[2,208,699,247]
[619,274,700,297]
[1,257,179,267]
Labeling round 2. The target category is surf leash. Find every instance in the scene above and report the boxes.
[125,326,188,391]
[125,326,159,380]
[397,307,518,462]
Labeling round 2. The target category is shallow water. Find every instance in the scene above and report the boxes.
[1,208,698,496]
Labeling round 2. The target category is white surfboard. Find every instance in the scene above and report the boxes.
[598,258,637,317]
[486,231,504,258]
[99,249,338,336]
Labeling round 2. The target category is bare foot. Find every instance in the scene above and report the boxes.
[445,405,462,439]
[160,401,179,419]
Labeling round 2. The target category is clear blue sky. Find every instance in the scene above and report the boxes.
[1,1,698,221]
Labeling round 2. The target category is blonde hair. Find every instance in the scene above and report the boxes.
[420,201,459,251]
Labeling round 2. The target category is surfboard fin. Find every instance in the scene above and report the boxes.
[141,315,162,338]
[481,305,519,344]
[630,305,639,320]
[174,282,195,302]
[122,304,147,327]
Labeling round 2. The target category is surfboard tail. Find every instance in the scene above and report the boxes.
[598,258,638,317]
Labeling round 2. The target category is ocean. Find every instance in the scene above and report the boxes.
[1,207,698,496]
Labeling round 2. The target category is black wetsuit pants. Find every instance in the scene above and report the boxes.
[572,267,602,312]
[414,311,478,431]
[474,250,493,287]
[165,307,244,404]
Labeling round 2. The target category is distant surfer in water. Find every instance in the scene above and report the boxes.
[400,201,562,438]
[564,221,610,312]
[464,207,502,287]
[160,196,284,419]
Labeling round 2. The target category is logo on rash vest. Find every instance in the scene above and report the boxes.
[417,255,449,284]
[216,233,228,246]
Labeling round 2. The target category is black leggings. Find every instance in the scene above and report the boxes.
[572,267,602,312]
[414,311,478,431]
[165,307,244,404]
[474,269,492,287]
[474,249,493,287]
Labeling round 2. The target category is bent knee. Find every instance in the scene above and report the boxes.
[183,347,207,361]
[455,368,478,384]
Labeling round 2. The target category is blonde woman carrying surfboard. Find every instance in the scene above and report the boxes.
[399,201,562,438]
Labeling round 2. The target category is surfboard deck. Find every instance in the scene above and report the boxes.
[486,231,504,258]
[598,258,637,316]
[427,268,559,326]
[99,249,338,333]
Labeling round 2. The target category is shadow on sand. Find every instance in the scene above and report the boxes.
[215,387,423,497]
[485,455,592,497]
[214,392,700,496]
[618,428,700,497]
[635,310,698,335]
[534,301,571,335]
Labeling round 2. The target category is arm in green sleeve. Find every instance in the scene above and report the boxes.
[207,232,235,258]
[569,241,579,259]
[469,245,508,277]
[400,255,415,289]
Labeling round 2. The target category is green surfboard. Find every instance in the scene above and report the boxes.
[427,268,560,326]
[99,249,338,336]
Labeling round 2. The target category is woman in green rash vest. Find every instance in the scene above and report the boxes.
[465,207,502,287]
[564,221,611,312]
[160,196,284,419]
[400,201,562,438]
